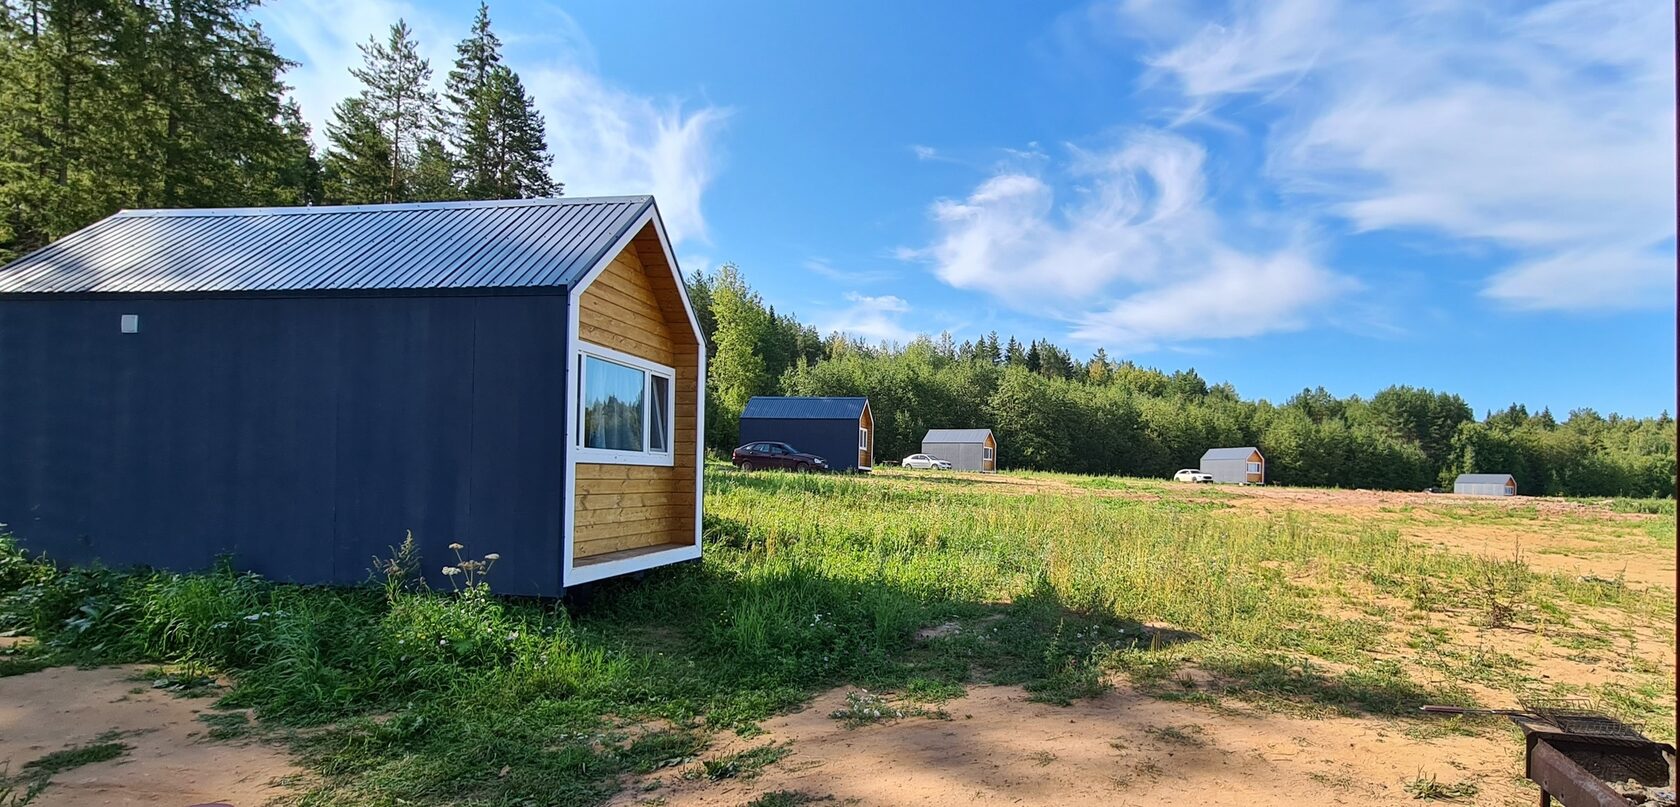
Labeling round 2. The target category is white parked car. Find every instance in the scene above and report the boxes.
[1173,469,1214,483]
[902,454,953,470]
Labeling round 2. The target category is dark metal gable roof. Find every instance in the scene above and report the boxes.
[0,196,654,295]
[740,396,869,421]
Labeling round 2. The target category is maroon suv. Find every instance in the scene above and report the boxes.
[731,441,829,472]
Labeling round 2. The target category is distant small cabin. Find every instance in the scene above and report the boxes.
[922,429,997,472]
[0,195,706,595]
[1454,473,1517,497]
[1200,447,1265,484]
[740,397,873,471]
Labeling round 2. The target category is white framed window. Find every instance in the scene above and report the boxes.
[1246,462,1262,473]
[983,446,995,461]
[859,427,869,452]
[575,343,675,466]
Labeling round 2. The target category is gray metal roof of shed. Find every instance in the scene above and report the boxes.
[1201,447,1261,461]
[740,397,869,420]
[923,429,993,443]
[0,195,655,295]
[1454,474,1515,484]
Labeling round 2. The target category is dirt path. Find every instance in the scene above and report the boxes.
[0,665,299,806]
[612,684,1530,806]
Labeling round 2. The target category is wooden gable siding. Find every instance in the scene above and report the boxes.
[858,404,873,469]
[574,225,699,562]
[1246,450,1264,483]
[983,432,996,471]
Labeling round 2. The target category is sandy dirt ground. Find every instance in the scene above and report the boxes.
[609,684,1530,807]
[0,664,299,807]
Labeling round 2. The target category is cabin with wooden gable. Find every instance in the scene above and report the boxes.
[0,195,705,595]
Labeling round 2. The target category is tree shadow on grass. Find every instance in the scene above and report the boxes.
[1111,643,1477,720]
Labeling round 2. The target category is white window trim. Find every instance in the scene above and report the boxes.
[574,341,676,467]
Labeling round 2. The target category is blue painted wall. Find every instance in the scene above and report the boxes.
[0,293,571,596]
[737,417,865,472]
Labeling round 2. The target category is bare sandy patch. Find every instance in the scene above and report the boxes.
[0,665,300,806]
[611,684,1532,807]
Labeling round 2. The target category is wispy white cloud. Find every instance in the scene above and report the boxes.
[522,68,728,244]
[677,254,713,278]
[803,258,898,284]
[815,292,918,344]
[1070,248,1354,349]
[255,0,728,244]
[846,291,910,312]
[920,130,1351,350]
[1127,0,1676,311]
[910,145,941,161]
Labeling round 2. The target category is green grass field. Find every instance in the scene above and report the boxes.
[0,467,1672,805]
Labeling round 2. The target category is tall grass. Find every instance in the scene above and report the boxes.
[0,469,1672,805]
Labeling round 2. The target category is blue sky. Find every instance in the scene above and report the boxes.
[255,0,1677,417]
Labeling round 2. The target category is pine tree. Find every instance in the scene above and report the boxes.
[1005,336,1026,366]
[270,99,322,205]
[983,332,1002,366]
[323,96,393,204]
[445,3,555,199]
[0,0,127,256]
[121,0,304,208]
[0,0,309,257]
[331,19,443,202]
[410,134,461,201]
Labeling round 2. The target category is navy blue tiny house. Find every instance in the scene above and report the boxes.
[0,196,707,596]
[738,397,874,472]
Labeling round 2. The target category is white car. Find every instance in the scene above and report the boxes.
[902,454,953,470]
[1173,469,1214,483]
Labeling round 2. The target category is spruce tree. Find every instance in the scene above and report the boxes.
[331,19,444,202]
[410,134,462,201]
[323,97,393,204]
[0,0,308,256]
[121,0,303,208]
[445,3,556,199]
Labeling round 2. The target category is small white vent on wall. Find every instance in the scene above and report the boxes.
[120,314,139,333]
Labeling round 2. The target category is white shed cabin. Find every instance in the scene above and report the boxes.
[1453,474,1517,497]
[1200,447,1264,484]
[921,429,997,472]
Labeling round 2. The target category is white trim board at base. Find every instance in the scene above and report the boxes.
[567,543,702,586]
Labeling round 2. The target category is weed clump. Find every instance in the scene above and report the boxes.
[1403,772,1479,800]
[827,689,949,728]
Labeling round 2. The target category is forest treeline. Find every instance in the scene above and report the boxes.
[688,266,1677,498]
[0,0,554,260]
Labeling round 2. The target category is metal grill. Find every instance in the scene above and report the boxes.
[1549,742,1672,786]
[1423,700,1675,806]
[1517,698,1654,746]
